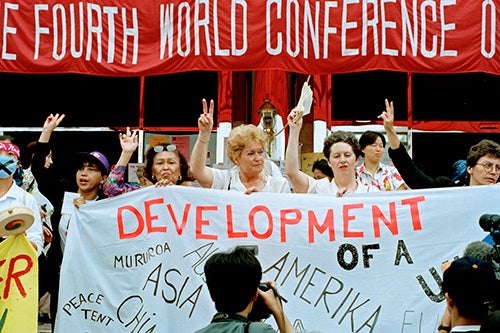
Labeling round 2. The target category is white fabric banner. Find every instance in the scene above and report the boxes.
[55,185,500,333]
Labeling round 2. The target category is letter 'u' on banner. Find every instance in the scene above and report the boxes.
[0,234,38,333]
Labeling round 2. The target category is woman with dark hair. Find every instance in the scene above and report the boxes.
[143,142,194,186]
[311,159,333,181]
[285,108,379,196]
[31,113,110,331]
[357,130,408,191]
[380,99,500,188]
[103,128,194,198]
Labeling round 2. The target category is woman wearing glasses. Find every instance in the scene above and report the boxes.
[103,128,194,197]
[380,99,500,188]
[190,99,291,194]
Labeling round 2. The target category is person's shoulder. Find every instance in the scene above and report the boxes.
[380,162,396,169]
[180,180,195,187]
[267,175,291,193]
[8,182,29,196]
[308,176,334,194]
[8,183,39,206]
[247,321,278,332]
[435,176,455,187]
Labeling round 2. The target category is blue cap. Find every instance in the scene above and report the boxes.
[451,159,467,182]
[75,151,110,175]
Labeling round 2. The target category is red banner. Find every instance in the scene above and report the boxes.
[1,1,499,76]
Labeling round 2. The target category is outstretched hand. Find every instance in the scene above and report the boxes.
[198,98,214,134]
[378,98,395,130]
[43,113,65,132]
[119,127,138,153]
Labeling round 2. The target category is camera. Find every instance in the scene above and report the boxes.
[478,214,500,281]
[248,283,275,321]
[479,214,500,232]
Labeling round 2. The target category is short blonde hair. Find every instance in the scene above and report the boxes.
[226,124,267,164]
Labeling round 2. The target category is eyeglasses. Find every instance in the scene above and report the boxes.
[153,144,177,153]
[476,162,500,174]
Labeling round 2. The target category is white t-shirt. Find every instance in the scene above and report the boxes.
[59,195,97,254]
[211,167,291,193]
[307,176,380,194]
[0,180,43,256]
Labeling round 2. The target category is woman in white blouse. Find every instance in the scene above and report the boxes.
[285,108,379,196]
[190,99,290,194]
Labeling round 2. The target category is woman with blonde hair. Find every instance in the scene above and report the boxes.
[190,98,290,194]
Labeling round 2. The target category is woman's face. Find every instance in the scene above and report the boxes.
[328,142,357,177]
[152,151,182,183]
[313,168,330,180]
[362,136,384,164]
[468,155,500,186]
[234,140,265,176]
[76,162,105,193]
[44,151,53,169]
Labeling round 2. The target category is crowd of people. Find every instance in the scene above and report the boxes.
[1,97,500,333]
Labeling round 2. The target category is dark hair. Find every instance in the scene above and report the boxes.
[312,159,333,179]
[323,131,361,160]
[204,247,262,313]
[442,256,497,320]
[466,139,500,168]
[0,135,15,143]
[358,131,386,157]
[20,141,37,168]
[143,142,192,184]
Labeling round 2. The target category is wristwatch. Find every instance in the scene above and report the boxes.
[437,324,451,332]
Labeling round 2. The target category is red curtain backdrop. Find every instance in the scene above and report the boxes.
[217,71,233,123]
[252,70,288,125]
[312,75,331,122]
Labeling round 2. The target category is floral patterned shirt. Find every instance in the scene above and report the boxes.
[356,162,406,191]
[103,165,142,197]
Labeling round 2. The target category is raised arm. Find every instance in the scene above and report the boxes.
[32,114,69,192]
[103,127,141,197]
[190,98,215,188]
[116,127,138,167]
[379,99,400,150]
[378,99,449,189]
[39,113,65,143]
[285,108,310,193]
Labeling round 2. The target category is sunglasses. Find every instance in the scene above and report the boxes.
[153,144,177,153]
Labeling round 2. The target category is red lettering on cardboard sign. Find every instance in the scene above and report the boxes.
[0,254,33,299]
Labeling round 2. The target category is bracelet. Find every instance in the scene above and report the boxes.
[437,324,451,332]
[198,138,209,144]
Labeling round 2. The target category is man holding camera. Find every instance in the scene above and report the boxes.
[195,246,295,333]
[440,256,498,332]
